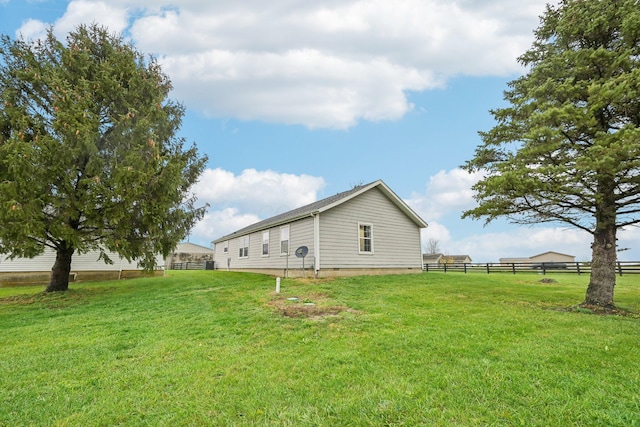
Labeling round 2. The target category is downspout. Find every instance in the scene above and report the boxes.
[312,212,320,278]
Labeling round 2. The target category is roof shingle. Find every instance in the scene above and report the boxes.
[212,179,427,243]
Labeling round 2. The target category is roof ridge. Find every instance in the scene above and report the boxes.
[211,179,428,244]
[212,180,379,242]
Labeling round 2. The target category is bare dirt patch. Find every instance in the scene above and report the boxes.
[268,292,357,319]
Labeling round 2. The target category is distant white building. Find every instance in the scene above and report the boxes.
[422,253,473,265]
[166,242,214,269]
[0,249,164,286]
[499,251,575,264]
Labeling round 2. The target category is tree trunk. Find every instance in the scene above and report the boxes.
[584,224,617,308]
[46,245,75,292]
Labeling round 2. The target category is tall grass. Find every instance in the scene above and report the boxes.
[1,271,638,426]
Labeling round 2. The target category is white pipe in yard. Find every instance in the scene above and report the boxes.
[276,277,281,294]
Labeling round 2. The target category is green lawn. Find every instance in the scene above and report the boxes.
[1,271,639,426]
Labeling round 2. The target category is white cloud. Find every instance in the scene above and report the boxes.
[159,49,434,129]
[435,224,640,264]
[16,0,130,41]
[52,0,130,36]
[24,0,550,128]
[407,167,609,262]
[407,168,484,222]
[15,19,49,40]
[449,227,593,263]
[426,222,640,263]
[420,222,451,246]
[189,208,260,247]
[193,168,325,214]
[189,168,326,243]
[617,226,640,261]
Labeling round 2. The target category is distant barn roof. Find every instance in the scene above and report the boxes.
[173,242,214,254]
[422,253,472,263]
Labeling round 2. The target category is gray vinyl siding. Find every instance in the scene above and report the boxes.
[215,217,315,270]
[213,239,235,269]
[0,249,158,272]
[0,252,55,272]
[289,217,315,269]
[319,187,422,269]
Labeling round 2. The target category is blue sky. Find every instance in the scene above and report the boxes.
[2,0,638,262]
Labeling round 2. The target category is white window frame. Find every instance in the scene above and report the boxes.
[238,235,249,258]
[262,230,270,257]
[358,223,374,254]
[222,240,229,254]
[280,225,290,256]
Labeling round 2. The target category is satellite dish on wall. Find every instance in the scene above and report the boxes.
[294,246,310,278]
[295,246,308,258]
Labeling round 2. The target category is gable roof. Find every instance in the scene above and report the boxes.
[422,253,472,263]
[500,251,575,263]
[530,251,575,259]
[422,253,443,262]
[212,179,427,243]
[449,255,473,262]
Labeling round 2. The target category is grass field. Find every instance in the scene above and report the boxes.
[1,271,639,426]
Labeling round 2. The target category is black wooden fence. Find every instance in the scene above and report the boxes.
[423,261,640,276]
[171,261,215,270]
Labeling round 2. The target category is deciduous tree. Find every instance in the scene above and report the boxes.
[463,0,640,308]
[424,238,441,254]
[0,25,207,292]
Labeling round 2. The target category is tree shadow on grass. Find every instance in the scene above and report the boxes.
[0,287,114,309]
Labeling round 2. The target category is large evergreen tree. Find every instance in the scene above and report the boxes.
[0,25,207,292]
[463,0,640,308]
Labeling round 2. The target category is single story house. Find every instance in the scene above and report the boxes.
[166,242,214,269]
[211,180,428,278]
[423,253,473,266]
[0,249,164,286]
[499,251,576,265]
